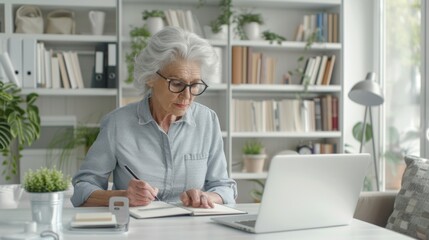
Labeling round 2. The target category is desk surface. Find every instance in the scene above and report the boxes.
[0,204,412,240]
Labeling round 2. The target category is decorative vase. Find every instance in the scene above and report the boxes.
[243,154,266,173]
[243,22,260,40]
[146,17,164,35]
[29,191,64,232]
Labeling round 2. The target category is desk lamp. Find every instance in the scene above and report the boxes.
[348,72,384,191]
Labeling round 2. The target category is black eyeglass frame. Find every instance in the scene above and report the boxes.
[156,71,208,96]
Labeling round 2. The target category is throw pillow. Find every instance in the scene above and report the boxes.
[386,155,429,239]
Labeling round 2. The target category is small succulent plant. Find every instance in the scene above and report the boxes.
[24,167,69,193]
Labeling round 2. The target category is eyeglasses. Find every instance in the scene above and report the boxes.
[156,71,208,96]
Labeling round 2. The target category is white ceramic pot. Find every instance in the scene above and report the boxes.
[243,22,260,40]
[146,17,164,35]
[243,154,266,173]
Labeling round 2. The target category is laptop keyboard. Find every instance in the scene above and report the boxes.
[235,220,256,228]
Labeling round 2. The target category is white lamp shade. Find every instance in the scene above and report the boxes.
[348,72,384,106]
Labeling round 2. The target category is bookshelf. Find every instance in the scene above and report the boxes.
[0,0,344,199]
[0,0,119,183]
[118,0,344,190]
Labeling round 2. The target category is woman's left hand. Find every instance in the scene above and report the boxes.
[180,189,222,208]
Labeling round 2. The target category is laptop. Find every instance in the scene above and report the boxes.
[211,153,371,233]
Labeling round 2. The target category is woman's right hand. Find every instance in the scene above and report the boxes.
[126,179,159,206]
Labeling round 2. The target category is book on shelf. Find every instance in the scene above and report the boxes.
[129,201,245,219]
[315,55,328,85]
[63,52,78,89]
[71,52,85,89]
[231,46,242,84]
[57,52,70,89]
[332,96,338,131]
[309,56,321,85]
[322,55,336,85]
[314,97,322,131]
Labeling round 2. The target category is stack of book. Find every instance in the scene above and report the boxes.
[300,55,336,86]
[231,95,338,133]
[295,12,339,43]
[231,46,277,85]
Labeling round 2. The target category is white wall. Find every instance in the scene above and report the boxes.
[343,0,379,155]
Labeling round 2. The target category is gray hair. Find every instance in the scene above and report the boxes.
[133,26,219,92]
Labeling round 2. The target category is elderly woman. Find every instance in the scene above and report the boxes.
[71,26,237,208]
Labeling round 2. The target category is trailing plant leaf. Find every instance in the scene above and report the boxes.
[125,26,151,84]
[262,30,286,44]
[233,11,264,40]
[142,10,165,20]
[209,0,233,33]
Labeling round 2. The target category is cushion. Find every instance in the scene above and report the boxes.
[386,155,429,239]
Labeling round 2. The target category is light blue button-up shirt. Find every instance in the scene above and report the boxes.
[71,93,237,207]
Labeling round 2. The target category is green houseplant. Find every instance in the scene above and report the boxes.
[125,26,151,83]
[209,0,233,34]
[24,167,69,193]
[0,82,41,181]
[242,140,266,173]
[234,12,264,40]
[48,125,100,170]
[142,10,165,20]
[23,167,69,231]
[142,10,166,35]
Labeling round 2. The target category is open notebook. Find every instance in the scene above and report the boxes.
[130,201,246,219]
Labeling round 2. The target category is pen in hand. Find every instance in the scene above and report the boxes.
[124,165,160,201]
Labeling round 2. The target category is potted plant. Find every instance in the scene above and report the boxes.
[142,10,165,35]
[206,0,233,39]
[125,25,151,83]
[234,11,264,40]
[242,140,266,173]
[0,82,41,182]
[48,124,100,170]
[262,30,286,45]
[23,167,69,231]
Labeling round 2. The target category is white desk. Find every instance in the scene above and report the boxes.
[0,204,413,240]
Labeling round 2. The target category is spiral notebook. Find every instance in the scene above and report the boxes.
[129,201,245,219]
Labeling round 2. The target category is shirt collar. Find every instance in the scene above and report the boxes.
[137,92,196,127]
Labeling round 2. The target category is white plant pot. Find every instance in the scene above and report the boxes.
[30,191,64,232]
[204,24,228,40]
[243,154,266,173]
[146,17,164,35]
[243,22,260,40]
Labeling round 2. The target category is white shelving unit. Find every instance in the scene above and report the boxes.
[0,0,119,126]
[0,1,344,197]
[118,0,344,188]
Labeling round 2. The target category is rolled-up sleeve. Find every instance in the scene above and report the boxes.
[204,111,237,204]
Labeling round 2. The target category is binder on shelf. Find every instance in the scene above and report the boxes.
[22,38,37,88]
[50,54,61,89]
[0,52,21,87]
[91,43,107,88]
[44,50,52,88]
[106,43,117,88]
[36,42,45,88]
[7,37,23,85]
